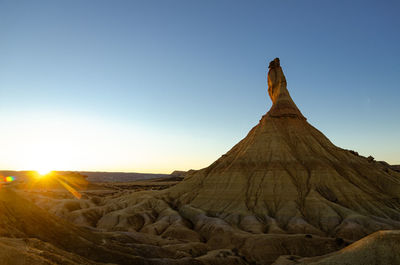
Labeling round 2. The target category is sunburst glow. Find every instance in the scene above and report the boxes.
[36,169,52,176]
[27,170,88,199]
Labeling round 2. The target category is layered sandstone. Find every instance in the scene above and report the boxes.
[160,58,400,240]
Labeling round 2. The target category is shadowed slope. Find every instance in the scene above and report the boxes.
[0,237,102,265]
[273,230,400,265]
[0,188,204,265]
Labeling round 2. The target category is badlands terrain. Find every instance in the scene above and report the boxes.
[1,58,400,264]
[2,170,399,265]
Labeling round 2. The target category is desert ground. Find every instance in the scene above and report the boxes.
[0,169,398,265]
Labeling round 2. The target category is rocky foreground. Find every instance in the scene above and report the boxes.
[2,174,398,265]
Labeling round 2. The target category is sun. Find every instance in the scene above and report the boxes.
[36,168,52,176]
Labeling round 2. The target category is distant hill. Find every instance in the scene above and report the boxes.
[72,171,170,182]
[0,170,170,183]
[0,170,32,178]
[391,165,400,172]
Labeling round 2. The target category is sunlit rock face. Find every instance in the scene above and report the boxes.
[267,57,305,119]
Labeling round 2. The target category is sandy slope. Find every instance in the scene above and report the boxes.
[273,230,400,264]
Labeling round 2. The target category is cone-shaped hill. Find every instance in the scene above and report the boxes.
[161,58,400,240]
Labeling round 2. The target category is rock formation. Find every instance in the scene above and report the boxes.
[160,58,400,240]
[15,58,400,264]
[0,188,204,264]
[267,57,305,119]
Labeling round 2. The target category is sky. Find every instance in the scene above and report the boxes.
[0,0,399,173]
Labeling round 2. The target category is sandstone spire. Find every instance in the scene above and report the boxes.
[267,57,305,119]
[162,58,400,239]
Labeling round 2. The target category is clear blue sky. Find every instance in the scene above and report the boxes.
[0,0,399,173]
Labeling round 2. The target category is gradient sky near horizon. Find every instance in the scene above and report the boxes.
[1,0,399,173]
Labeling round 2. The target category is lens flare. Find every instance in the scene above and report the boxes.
[27,171,87,199]
[5,176,15,182]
